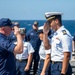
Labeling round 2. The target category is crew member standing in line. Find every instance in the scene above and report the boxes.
[16,28,34,75]
[26,21,41,75]
[0,18,23,75]
[37,26,51,75]
[43,12,72,75]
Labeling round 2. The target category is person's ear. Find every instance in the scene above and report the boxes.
[1,27,5,30]
[55,19,59,24]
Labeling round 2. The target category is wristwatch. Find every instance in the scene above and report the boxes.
[61,73,65,75]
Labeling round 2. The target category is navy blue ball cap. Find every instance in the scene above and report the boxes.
[0,18,14,27]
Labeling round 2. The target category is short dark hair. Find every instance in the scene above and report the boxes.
[51,15,62,24]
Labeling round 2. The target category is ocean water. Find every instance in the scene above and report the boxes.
[12,20,75,36]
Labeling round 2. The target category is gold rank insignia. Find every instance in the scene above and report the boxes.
[62,30,67,35]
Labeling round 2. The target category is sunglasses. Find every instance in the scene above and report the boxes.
[34,24,38,26]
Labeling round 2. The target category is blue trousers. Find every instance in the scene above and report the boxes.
[51,62,72,75]
[37,59,50,75]
[16,60,30,75]
[32,52,40,75]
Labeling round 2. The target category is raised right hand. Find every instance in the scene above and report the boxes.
[13,26,20,36]
[43,23,50,35]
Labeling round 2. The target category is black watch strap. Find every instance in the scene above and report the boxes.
[61,73,65,75]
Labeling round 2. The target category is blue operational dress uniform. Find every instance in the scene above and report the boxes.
[0,18,17,75]
[0,33,16,75]
[37,41,51,75]
[15,41,34,75]
[26,29,41,75]
[50,26,72,75]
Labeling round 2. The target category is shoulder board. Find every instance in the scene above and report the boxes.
[62,30,67,35]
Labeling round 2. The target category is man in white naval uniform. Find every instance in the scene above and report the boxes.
[43,12,72,75]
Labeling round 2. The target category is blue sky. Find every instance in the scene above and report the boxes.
[0,0,75,20]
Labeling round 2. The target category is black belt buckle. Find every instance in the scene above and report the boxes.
[51,60,62,64]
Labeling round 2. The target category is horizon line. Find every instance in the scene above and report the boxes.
[11,19,75,21]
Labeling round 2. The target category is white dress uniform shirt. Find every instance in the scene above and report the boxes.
[16,41,34,60]
[51,26,72,61]
[39,41,51,60]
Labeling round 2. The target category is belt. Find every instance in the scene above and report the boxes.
[40,59,45,62]
[16,59,27,62]
[51,60,62,64]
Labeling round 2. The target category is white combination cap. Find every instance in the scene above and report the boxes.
[45,12,63,20]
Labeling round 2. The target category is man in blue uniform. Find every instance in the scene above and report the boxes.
[26,21,41,75]
[43,12,72,75]
[0,18,23,75]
